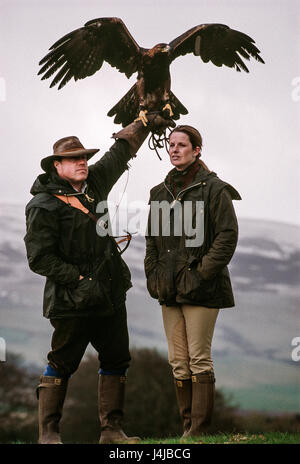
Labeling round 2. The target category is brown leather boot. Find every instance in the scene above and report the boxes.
[37,375,68,444]
[186,372,215,438]
[112,113,175,156]
[174,378,192,438]
[98,375,140,444]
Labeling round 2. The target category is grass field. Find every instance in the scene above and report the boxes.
[7,432,300,445]
[139,432,300,445]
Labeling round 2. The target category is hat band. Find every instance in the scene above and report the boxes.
[55,146,85,155]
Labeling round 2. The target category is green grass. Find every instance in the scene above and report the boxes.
[139,432,300,445]
[7,432,300,445]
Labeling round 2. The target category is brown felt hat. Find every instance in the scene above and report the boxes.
[41,136,99,172]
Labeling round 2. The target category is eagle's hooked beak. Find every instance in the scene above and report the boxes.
[162,45,170,53]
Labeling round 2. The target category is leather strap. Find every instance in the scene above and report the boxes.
[54,194,98,223]
[53,194,132,254]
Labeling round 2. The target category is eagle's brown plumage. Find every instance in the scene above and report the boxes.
[38,17,264,127]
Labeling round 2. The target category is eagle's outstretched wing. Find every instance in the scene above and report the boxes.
[169,24,264,72]
[38,17,143,89]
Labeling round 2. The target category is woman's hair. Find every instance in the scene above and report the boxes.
[169,125,210,172]
[169,125,203,151]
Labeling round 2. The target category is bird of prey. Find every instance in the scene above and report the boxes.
[38,17,264,127]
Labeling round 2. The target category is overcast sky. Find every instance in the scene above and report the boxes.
[1,0,299,228]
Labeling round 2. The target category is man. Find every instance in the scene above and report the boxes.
[24,114,172,444]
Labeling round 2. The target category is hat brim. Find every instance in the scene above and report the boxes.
[41,148,99,172]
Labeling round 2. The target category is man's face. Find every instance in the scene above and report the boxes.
[54,155,88,185]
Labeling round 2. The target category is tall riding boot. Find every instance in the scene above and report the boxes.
[174,378,192,438]
[37,375,68,444]
[98,375,140,444]
[187,372,215,438]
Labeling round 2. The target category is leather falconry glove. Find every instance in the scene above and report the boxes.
[112,112,175,157]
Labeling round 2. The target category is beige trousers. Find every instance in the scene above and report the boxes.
[161,305,219,379]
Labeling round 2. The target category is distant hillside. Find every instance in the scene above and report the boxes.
[0,204,299,413]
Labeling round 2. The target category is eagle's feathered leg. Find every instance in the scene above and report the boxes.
[134,74,151,126]
[161,75,174,117]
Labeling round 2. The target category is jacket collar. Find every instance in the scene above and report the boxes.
[30,171,90,196]
[164,164,216,191]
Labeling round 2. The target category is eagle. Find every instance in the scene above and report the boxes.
[38,17,264,127]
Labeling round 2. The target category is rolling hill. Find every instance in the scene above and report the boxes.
[0,203,299,412]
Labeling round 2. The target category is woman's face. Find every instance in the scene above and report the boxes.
[169,132,200,171]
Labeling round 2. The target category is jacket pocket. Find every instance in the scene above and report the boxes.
[61,275,114,315]
[176,257,218,302]
[149,251,176,303]
[146,268,159,299]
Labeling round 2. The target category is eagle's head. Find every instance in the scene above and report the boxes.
[148,43,170,58]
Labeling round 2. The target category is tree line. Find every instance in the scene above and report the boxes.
[0,348,299,443]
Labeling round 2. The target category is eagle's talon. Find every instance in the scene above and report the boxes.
[162,103,174,117]
[134,110,149,127]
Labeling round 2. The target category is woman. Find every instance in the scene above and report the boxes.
[144,125,241,438]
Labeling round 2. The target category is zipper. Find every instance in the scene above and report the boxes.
[56,190,95,203]
[163,181,205,207]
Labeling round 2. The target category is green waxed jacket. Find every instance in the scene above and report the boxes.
[24,140,132,319]
[144,164,241,309]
